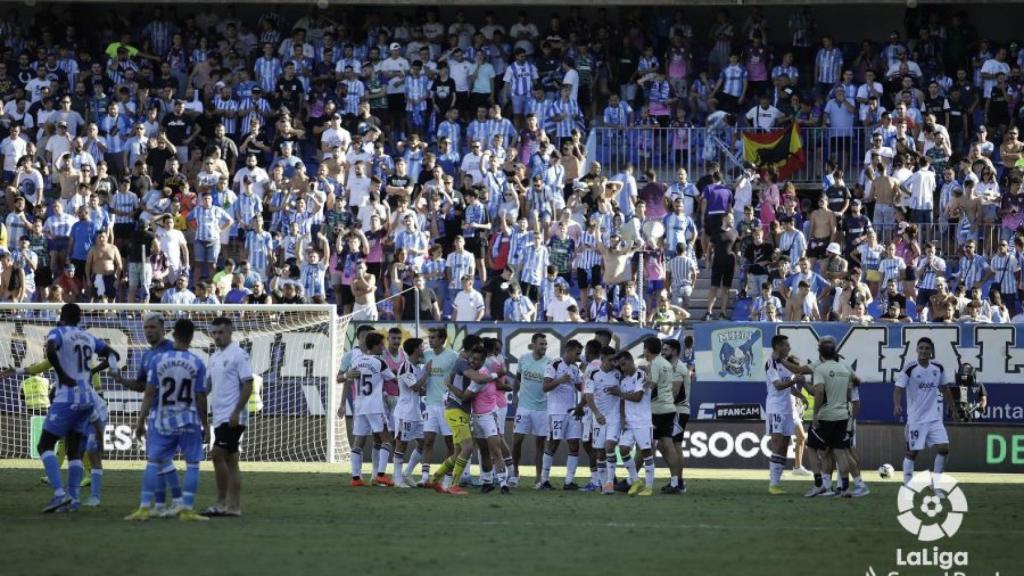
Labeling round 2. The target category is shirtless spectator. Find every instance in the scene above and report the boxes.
[85,231,123,302]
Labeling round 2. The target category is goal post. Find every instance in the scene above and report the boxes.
[0,303,350,464]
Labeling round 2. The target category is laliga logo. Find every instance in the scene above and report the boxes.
[896,472,968,541]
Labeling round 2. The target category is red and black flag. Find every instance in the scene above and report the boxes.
[742,125,805,180]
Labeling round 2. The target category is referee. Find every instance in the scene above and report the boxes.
[205,317,253,517]
[808,336,855,496]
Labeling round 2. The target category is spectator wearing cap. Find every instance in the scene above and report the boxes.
[452,273,484,321]
[56,262,83,302]
[841,198,872,257]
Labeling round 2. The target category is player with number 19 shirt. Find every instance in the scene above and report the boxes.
[894,337,954,488]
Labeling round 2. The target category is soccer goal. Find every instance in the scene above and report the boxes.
[0,304,350,463]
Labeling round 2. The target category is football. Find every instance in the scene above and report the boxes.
[878,464,895,478]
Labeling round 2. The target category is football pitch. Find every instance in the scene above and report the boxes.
[0,461,1018,576]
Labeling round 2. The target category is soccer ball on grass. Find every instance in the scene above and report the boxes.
[878,463,895,478]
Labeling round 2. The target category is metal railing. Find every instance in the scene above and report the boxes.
[874,223,1003,261]
[587,125,873,186]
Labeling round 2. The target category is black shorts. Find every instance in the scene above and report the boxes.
[386,94,405,114]
[576,266,602,289]
[464,236,483,257]
[653,412,676,439]
[705,214,724,239]
[808,237,830,259]
[113,223,135,241]
[710,258,735,288]
[807,419,850,450]
[214,424,247,454]
[672,413,689,443]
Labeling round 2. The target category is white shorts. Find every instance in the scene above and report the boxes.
[513,408,548,436]
[471,410,500,439]
[494,405,508,430]
[423,404,452,436]
[906,420,947,451]
[592,417,621,447]
[548,413,583,441]
[619,425,653,450]
[580,412,593,442]
[395,417,424,442]
[353,413,388,437]
[765,410,796,437]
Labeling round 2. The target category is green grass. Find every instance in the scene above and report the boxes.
[0,461,1019,576]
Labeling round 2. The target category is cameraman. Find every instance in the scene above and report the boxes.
[952,363,988,422]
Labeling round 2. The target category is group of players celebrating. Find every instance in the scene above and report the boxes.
[29,306,955,512]
[765,334,954,498]
[340,325,692,496]
[342,324,955,498]
[33,303,254,519]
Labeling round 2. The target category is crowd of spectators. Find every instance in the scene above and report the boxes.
[0,5,1023,326]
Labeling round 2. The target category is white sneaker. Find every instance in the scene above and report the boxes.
[850,484,871,498]
[934,488,947,500]
[507,476,519,488]
[791,467,812,476]
[82,496,101,507]
[160,502,184,519]
[820,489,836,497]
[396,481,412,489]
[804,486,827,498]
[402,476,418,488]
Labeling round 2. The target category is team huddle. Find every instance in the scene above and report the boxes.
[33,303,254,519]
[340,326,692,495]
[764,334,954,498]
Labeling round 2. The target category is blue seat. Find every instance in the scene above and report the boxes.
[868,300,882,319]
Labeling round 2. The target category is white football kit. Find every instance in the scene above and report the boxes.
[764,357,797,437]
[896,361,953,451]
[544,358,583,441]
[351,354,396,436]
[586,366,622,446]
[618,370,652,450]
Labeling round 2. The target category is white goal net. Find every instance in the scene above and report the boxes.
[0,304,349,463]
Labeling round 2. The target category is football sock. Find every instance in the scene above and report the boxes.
[643,456,655,488]
[481,469,493,484]
[41,451,65,497]
[371,442,380,469]
[67,460,84,501]
[840,476,850,492]
[541,451,553,483]
[90,469,103,500]
[933,454,947,490]
[432,456,454,483]
[605,451,617,484]
[769,452,786,486]
[451,457,470,486]
[503,457,514,478]
[376,444,393,476]
[566,454,578,484]
[813,473,822,488]
[670,475,679,488]
[421,463,431,483]
[593,465,603,485]
[853,474,864,488]
[393,452,405,485]
[155,472,167,505]
[623,454,638,483]
[183,463,200,509]
[404,449,422,479]
[350,447,363,479]
[162,462,183,500]
[497,468,507,487]
[83,456,92,476]
[822,475,832,491]
[903,457,915,485]
[141,462,159,507]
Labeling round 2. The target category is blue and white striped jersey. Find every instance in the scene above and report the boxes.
[46,325,111,404]
[148,349,207,435]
